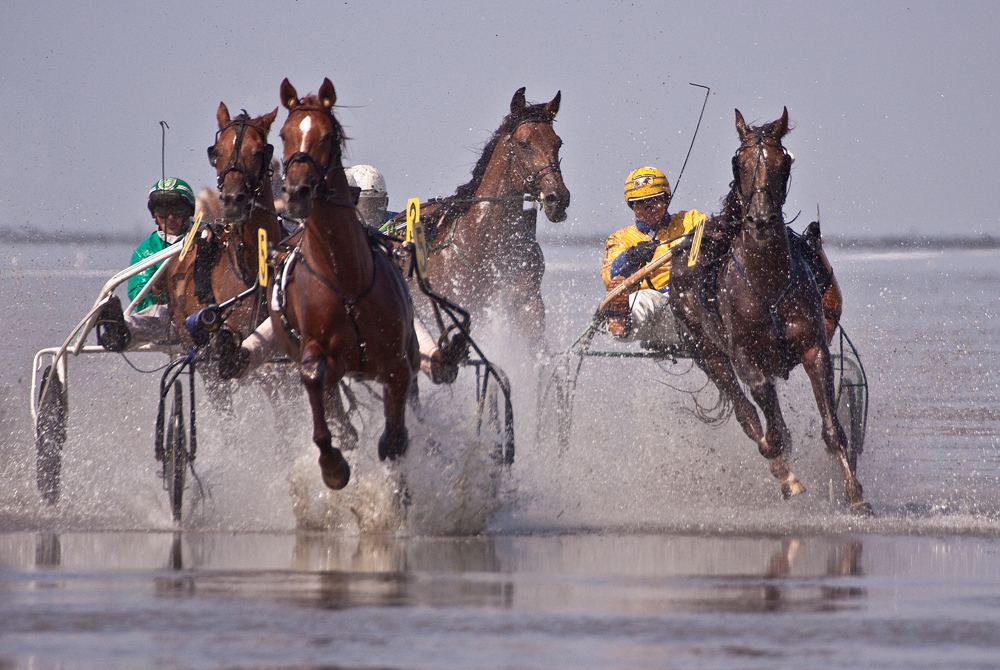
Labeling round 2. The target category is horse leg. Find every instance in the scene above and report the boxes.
[802,345,871,515]
[324,381,360,451]
[694,346,771,457]
[300,349,351,490]
[508,243,547,352]
[378,368,411,462]
[741,369,805,499]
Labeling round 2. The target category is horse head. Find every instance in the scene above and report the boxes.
[207,103,278,223]
[732,107,794,241]
[278,78,347,219]
[505,88,571,223]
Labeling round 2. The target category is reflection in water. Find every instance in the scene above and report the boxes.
[154,532,195,596]
[2,532,996,669]
[34,533,60,567]
[116,533,867,616]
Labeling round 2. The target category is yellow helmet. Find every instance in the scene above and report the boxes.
[624,167,671,207]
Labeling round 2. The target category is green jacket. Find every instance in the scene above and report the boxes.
[128,231,171,312]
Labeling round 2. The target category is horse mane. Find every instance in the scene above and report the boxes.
[429,100,555,237]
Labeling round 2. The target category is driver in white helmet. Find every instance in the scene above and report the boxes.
[228,165,462,383]
[345,164,398,228]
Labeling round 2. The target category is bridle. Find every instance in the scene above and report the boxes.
[280,106,348,204]
[731,130,792,223]
[504,119,563,201]
[210,113,274,199]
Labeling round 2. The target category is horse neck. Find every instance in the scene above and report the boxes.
[732,219,794,298]
[469,146,524,238]
[302,198,373,291]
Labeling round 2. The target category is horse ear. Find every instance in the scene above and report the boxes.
[217,102,231,130]
[280,78,298,110]
[544,91,561,119]
[319,78,337,109]
[735,108,749,140]
[510,87,527,115]
[776,106,789,137]
[259,107,279,133]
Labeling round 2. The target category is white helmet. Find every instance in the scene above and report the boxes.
[345,164,387,196]
[345,164,389,227]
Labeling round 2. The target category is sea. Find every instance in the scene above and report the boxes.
[1,237,999,669]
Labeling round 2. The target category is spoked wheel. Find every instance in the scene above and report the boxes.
[161,380,188,523]
[36,365,67,505]
[832,327,869,475]
[535,355,578,456]
[472,361,515,466]
[834,355,867,474]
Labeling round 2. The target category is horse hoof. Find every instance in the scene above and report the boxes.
[780,476,806,500]
[850,501,874,517]
[318,452,350,490]
[377,427,409,462]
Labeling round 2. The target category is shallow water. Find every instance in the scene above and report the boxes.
[2,531,1000,669]
[2,240,1000,667]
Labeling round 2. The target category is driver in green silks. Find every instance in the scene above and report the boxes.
[96,178,195,351]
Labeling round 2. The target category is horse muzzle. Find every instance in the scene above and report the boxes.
[540,187,570,223]
[281,181,316,219]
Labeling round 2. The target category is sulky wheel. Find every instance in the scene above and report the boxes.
[36,365,67,505]
[834,355,867,474]
[162,380,189,523]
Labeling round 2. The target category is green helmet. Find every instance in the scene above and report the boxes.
[147,177,196,216]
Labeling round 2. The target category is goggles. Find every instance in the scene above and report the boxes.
[154,203,192,219]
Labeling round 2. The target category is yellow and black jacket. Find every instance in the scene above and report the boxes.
[601,210,705,291]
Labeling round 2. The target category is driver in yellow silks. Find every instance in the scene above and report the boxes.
[601,167,705,349]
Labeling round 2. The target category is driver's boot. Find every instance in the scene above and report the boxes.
[96,295,132,352]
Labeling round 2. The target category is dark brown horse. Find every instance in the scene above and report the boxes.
[272,78,418,490]
[399,88,570,350]
[669,108,871,515]
[167,103,282,368]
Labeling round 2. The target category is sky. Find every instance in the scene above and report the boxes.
[1,0,997,241]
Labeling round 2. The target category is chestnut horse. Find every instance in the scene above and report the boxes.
[399,88,570,350]
[669,108,871,515]
[273,78,418,490]
[168,104,282,368]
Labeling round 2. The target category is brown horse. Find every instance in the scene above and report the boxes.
[669,108,871,515]
[272,78,418,490]
[167,103,282,370]
[398,88,570,350]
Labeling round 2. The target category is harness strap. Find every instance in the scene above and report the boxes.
[295,244,379,375]
[729,250,798,346]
